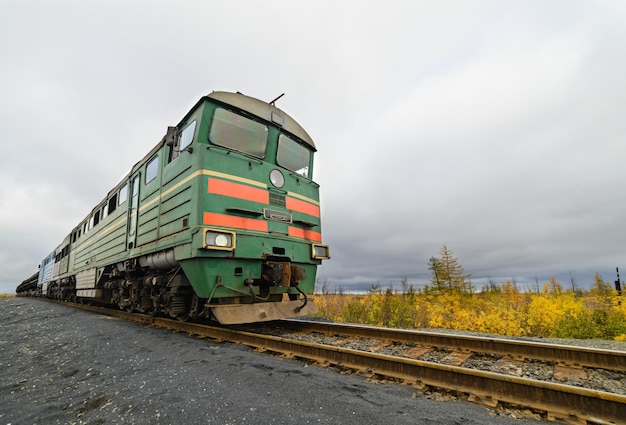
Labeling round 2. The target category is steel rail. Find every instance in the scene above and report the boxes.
[279,319,626,371]
[61,302,626,424]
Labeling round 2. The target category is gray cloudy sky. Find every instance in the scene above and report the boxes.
[1,0,625,294]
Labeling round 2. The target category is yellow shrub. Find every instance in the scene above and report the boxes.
[478,307,527,336]
[522,292,585,337]
[314,289,624,340]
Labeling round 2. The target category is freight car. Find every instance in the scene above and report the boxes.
[16,272,39,296]
[16,91,329,324]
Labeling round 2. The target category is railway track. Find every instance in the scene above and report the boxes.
[273,320,626,372]
[52,300,626,424]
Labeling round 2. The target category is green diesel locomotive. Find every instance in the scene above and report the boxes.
[17,91,329,324]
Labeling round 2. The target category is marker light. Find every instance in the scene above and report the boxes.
[311,244,330,260]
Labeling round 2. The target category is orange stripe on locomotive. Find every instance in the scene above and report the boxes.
[286,196,320,217]
[207,178,269,203]
[203,212,268,232]
[288,227,322,242]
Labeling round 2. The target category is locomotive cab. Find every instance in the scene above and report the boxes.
[173,92,329,323]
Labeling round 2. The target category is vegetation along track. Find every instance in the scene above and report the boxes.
[57,300,626,424]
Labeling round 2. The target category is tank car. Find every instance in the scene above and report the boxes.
[17,91,329,324]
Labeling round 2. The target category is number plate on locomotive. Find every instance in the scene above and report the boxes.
[263,208,292,223]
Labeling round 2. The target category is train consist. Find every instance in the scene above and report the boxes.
[16,91,329,324]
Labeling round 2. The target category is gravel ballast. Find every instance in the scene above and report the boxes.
[0,297,547,424]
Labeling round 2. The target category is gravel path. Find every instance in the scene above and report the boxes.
[0,297,546,424]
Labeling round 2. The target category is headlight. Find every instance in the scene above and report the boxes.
[269,169,285,188]
[311,244,330,259]
[214,234,230,246]
[204,229,236,250]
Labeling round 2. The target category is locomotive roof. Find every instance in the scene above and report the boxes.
[204,91,316,150]
[128,92,316,178]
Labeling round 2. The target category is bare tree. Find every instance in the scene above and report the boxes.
[401,277,409,295]
[534,275,540,294]
[569,272,577,293]
[316,278,329,295]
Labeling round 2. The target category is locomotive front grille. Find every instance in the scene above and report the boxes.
[269,193,285,207]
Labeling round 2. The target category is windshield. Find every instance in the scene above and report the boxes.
[277,134,311,177]
[209,108,268,158]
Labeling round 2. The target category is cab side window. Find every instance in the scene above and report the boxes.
[179,121,196,151]
[170,121,197,162]
[146,156,159,184]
